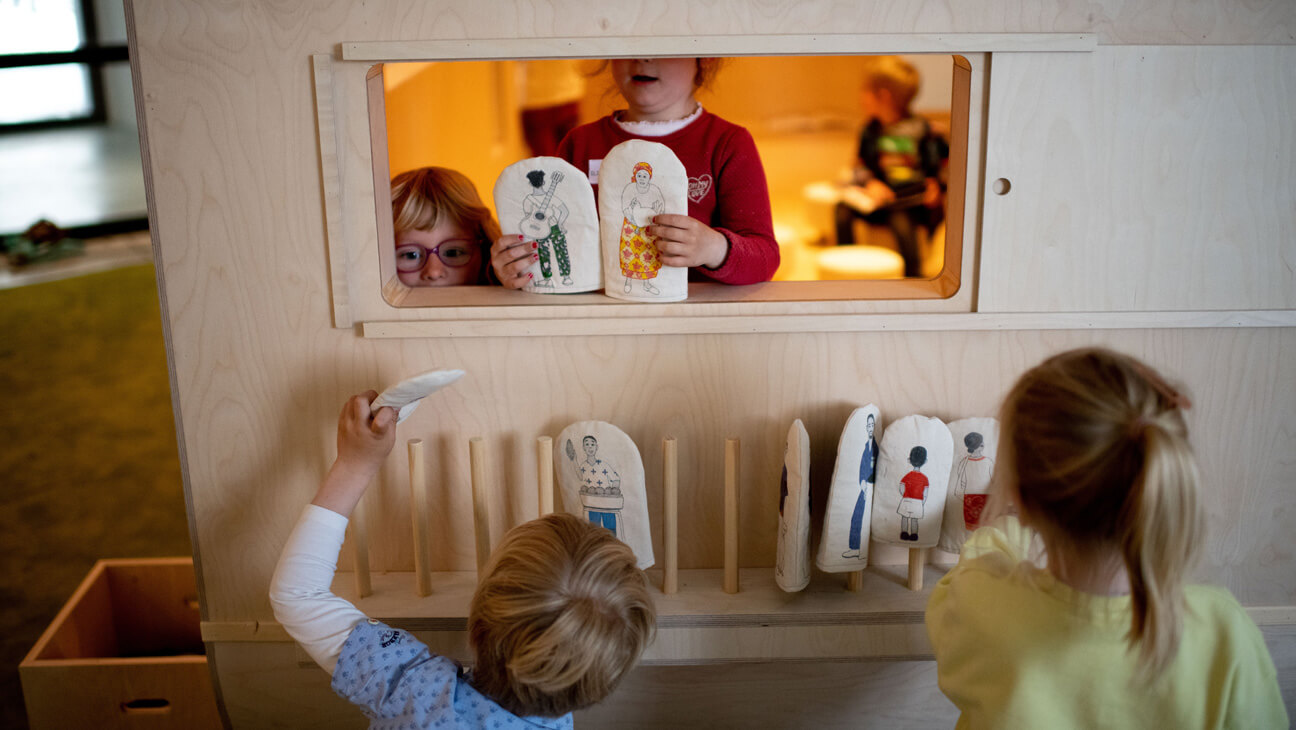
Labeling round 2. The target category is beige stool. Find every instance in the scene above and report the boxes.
[816,245,906,280]
[802,180,842,245]
[772,222,821,281]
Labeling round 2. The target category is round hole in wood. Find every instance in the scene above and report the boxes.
[992,178,1012,195]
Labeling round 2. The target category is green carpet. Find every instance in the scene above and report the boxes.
[0,263,191,729]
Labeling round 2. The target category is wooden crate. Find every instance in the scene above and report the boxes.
[20,558,222,730]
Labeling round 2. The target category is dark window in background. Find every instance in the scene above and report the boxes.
[0,0,129,132]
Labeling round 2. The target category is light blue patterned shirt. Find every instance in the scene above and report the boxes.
[332,620,573,730]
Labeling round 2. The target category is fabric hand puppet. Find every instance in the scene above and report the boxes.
[597,139,688,302]
[494,157,600,293]
[937,418,1000,554]
[815,405,881,572]
[373,369,465,423]
[869,414,953,549]
[554,421,654,569]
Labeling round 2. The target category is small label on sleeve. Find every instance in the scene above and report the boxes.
[588,159,602,185]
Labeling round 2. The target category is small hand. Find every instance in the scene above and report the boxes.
[490,234,538,290]
[336,391,397,476]
[647,214,729,269]
[313,392,396,516]
[865,179,896,206]
[923,177,943,208]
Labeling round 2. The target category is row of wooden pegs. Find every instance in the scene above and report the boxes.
[347,436,743,600]
[347,435,925,600]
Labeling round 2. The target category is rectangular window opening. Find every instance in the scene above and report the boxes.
[364,53,978,309]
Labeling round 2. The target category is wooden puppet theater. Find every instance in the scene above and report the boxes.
[124,1,1295,726]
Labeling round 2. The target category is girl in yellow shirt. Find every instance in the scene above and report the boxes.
[927,347,1287,729]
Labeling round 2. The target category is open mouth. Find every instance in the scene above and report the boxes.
[631,74,658,84]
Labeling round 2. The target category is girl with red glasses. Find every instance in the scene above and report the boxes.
[391,167,502,287]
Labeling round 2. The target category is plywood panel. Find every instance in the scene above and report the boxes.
[213,630,1295,729]
[186,327,1296,625]
[576,661,957,729]
[133,0,1296,51]
[980,45,1296,312]
[211,642,357,729]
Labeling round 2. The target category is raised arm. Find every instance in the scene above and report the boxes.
[269,393,396,673]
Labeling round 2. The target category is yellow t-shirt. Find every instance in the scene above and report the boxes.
[926,517,1288,730]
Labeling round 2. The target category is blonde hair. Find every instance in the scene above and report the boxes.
[997,347,1203,677]
[390,167,501,282]
[468,513,656,717]
[860,55,921,113]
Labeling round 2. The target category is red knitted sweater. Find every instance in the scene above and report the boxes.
[556,112,779,285]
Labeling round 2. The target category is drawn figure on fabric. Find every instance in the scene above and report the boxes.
[954,432,994,530]
[843,413,878,559]
[896,445,929,542]
[574,435,623,537]
[520,169,572,287]
[618,161,665,294]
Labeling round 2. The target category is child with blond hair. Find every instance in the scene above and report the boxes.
[391,166,502,287]
[927,348,1287,728]
[836,55,948,277]
[270,393,655,727]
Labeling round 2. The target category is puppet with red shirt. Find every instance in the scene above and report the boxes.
[897,446,930,542]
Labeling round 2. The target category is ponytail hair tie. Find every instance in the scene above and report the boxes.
[1127,416,1153,439]
[1132,362,1193,411]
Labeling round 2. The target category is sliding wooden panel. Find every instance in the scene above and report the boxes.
[980,45,1296,313]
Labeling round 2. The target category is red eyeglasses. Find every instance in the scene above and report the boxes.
[395,239,478,272]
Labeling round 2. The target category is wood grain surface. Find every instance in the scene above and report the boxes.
[127,0,1296,725]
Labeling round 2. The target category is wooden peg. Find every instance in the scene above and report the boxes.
[469,438,493,574]
[350,493,372,598]
[663,437,679,595]
[723,437,740,594]
[908,547,927,591]
[536,436,554,516]
[846,571,863,592]
[408,439,431,597]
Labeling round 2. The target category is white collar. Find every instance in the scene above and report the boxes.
[613,103,704,137]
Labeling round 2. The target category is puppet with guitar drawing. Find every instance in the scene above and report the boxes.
[520,169,572,287]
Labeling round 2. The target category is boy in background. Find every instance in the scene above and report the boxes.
[835,55,949,278]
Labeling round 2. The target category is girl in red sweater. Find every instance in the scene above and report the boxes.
[492,58,779,288]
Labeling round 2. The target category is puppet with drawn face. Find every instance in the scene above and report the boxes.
[492,156,600,293]
[816,405,883,573]
[845,413,878,557]
[521,168,572,288]
[576,435,623,538]
[938,418,1000,554]
[618,161,666,294]
[554,420,654,569]
[597,139,687,302]
[871,414,952,550]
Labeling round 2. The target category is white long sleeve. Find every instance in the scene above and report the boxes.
[269,504,368,674]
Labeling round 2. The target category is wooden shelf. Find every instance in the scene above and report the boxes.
[205,565,944,664]
[361,309,1296,338]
